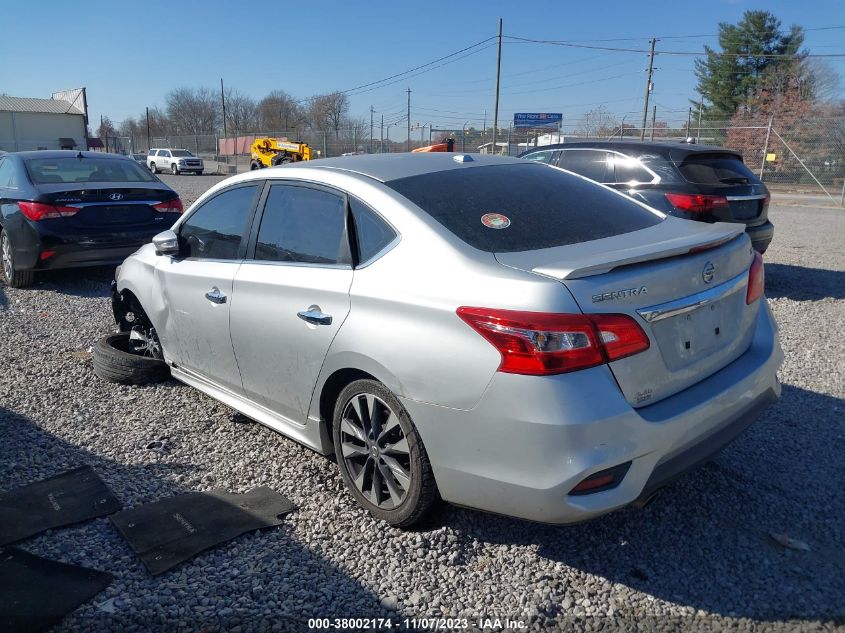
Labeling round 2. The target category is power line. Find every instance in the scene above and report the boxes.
[504,35,845,58]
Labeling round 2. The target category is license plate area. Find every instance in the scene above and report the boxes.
[729,199,761,220]
[651,296,740,370]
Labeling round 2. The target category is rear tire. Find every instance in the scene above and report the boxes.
[333,379,438,528]
[1,229,35,288]
[93,333,170,385]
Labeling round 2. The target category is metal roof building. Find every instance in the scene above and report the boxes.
[0,89,89,152]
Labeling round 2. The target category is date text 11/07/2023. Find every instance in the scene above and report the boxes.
[308,617,527,630]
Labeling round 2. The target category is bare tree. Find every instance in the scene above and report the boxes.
[224,89,260,135]
[96,115,117,139]
[573,106,620,138]
[308,91,349,138]
[258,90,306,135]
[166,87,219,135]
[341,117,369,153]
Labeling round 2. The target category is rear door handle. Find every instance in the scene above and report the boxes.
[205,287,227,304]
[297,307,332,326]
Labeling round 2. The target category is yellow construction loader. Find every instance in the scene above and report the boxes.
[250,138,313,169]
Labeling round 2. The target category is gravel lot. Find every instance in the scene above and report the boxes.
[1,175,843,632]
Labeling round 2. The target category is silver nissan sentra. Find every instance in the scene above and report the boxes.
[110,153,782,527]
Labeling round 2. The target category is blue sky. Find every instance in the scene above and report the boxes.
[2,0,844,133]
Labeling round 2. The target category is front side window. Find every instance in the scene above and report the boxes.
[162,151,171,158]
[179,185,259,260]
[523,150,555,164]
[254,185,348,265]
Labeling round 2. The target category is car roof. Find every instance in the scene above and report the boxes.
[288,152,527,183]
[521,140,741,160]
[12,150,135,161]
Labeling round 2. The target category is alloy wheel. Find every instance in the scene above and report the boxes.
[339,393,412,510]
[1,233,13,281]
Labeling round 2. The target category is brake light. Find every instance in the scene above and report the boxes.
[665,192,729,214]
[153,198,184,213]
[456,308,649,376]
[17,201,79,221]
[746,251,764,304]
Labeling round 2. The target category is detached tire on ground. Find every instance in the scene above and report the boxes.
[93,333,170,385]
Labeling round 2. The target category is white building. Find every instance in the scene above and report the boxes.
[0,89,88,152]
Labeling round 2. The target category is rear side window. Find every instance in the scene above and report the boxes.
[386,163,663,253]
[610,155,654,184]
[180,185,259,259]
[25,157,156,184]
[350,197,396,264]
[559,150,613,183]
[254,185,349,265]
[678,154,758,185]
[0,158,16,188]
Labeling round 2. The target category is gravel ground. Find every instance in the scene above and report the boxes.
[1,180,843,632]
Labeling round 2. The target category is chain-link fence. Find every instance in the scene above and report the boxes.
[99,116,844,203]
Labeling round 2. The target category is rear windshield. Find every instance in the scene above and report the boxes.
[26,157,157,184]
[678,153,758,185]
[171,150,193,157]
[386,163,663,253]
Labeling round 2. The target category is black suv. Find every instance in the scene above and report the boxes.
[519,141,773,253]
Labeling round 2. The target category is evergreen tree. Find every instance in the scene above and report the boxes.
[695,11,804,118]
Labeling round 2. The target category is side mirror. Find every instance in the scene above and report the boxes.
[152,229,180,256]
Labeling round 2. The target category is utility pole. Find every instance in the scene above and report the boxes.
[650,105,656,141]
[492,17,503,155]
[406,88,411,152]
[640,38,656,141]
[687,107,692,137]
[697,99,703,139]
[380,114,384,153]
[145,107,151,150]
[220,78,228,140]
[370,106,374,154]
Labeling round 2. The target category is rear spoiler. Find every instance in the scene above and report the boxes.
[495,220,745,280]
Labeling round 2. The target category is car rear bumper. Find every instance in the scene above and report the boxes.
[746,220,774,253]
[401,301,782,524]
[14,222,161,271]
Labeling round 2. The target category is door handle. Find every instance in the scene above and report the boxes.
[205,287,227,304]
[297,307,332,326]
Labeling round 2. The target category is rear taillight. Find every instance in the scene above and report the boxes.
[456,308,649,376]
[665,192,729,214]
[17,201,79,221]
[746,251,764,304]
[153,198,184,214]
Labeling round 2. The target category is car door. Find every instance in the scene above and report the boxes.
[154,183,262,394]
[161,150,172,169]
[229,182,353,423]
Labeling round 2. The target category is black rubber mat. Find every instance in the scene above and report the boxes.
[111,486,296,575]
[0,466,122,545]
[0,546,112,633]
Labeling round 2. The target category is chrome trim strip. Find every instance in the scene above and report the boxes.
[726,194,767,201]
[637,271,747,323]
[66,201,162,207]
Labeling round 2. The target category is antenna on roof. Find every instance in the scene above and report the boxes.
[76,151,84,159]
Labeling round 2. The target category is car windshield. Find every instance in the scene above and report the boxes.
[386,163,663,253]
[678,153,758,185]
[25,157,157,184]
[171,150,193,157]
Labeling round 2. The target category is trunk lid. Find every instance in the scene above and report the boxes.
[37,184,176,228]
[496,218,760,407]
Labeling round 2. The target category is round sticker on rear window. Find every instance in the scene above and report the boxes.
[481,213,511,229]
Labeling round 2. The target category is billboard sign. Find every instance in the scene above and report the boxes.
[513,113,562,128]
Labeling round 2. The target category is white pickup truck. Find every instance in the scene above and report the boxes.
[147,148,204,175]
